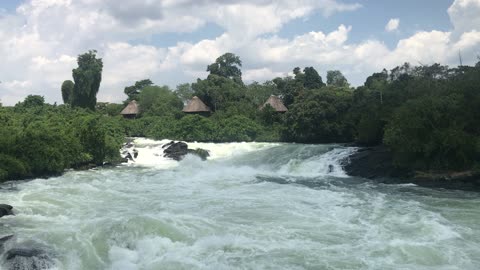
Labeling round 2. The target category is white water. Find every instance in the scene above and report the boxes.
[1,139,480,269]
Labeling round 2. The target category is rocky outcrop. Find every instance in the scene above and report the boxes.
[0,204,14,218]
[342,146,411,179]
[342,145,480,191]
[121,141,139,162]
[163,141,210,161]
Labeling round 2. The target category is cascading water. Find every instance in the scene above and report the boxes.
[1,139,480,269]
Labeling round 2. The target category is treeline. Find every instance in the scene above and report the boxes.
[1,50,479,182]
[113,53,480,172]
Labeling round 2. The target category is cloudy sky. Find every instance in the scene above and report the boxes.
[0,0,479,105]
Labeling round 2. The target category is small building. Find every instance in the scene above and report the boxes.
[260,95,288,112]
[182,96,211,114]
[120,100,139,118]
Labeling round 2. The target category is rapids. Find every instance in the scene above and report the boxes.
[1,139,480,269]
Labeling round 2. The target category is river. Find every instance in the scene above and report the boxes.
[1,139,480,269]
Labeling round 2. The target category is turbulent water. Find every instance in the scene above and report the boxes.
[1,139,480,270]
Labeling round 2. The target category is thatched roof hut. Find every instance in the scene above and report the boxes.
[182,96,211,113]
[260,95,288,112]
[120,100,139,118]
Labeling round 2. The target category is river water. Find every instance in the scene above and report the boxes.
[1,139,480,269]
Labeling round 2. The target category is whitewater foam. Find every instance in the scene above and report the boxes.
[1,140,480,269]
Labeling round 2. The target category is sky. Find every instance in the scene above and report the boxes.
[0,0,479,105]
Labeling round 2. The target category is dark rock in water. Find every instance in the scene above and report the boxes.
[163,142,189,161]
[342,145,480,191]
[342,146,411,179]
[162,141,175,149]
[187,148,210,161]
[0,204,14,217]
[4,247,54,270]
[133,149,139,158]
[163,141,210,161]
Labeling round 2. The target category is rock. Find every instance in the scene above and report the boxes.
[342,145,480,191]
[133,149,139,159]
[162,141,175,149]
[4,248,54,270]
[187,148,210,161]
[0,204,14,218]
[163,142,189,161]
[163,142,210,161]
[341,146,411,179]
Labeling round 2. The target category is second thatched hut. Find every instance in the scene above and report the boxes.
[120,100,140,118]
[260,95,288,112]
[182,96,211,114]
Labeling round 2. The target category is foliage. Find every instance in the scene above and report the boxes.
[327,70,349,88]
[124,79,154,102]
[15,95,45,109]
[283,88,354,143]
[175,83,194,103]
[207,53,243,84]
[71,50,103,110]
[0,101,123,182]
[138,85,184,117]
[61,80,74,104]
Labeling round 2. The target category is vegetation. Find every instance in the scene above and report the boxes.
[0,103,124,182]
[1,50,479,182]
[71,50,103,110]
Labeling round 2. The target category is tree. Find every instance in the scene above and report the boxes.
[71,50,103,110]
[207,53,243,83]
[124,79,153,101]
[175,83,194,103]
[138,85,183,117]
[303,67,325,89]
[15,95,45,108]
[327,70,349,88]
[61,80,74,105]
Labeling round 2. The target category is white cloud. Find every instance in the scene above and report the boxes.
[385,18,400,32]
[1,0,480,106]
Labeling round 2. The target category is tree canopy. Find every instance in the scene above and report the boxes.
[71,50,103,110]
[207,53,243,84]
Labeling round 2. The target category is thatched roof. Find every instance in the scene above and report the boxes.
[120,100,139,115]
[183,96,211,113]
[260,95,288,112]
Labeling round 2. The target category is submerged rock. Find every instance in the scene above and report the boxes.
[187,148,210,161]
[0,235,14,253]
[4,247,54,270]
[0,204,14,218]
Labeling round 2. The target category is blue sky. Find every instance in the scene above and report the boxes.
[0,0,479,105]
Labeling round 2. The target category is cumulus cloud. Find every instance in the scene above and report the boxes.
[0,0,479,105]
[385,18,400,32]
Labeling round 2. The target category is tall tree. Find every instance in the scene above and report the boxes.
[124,79,153,101]
[61,80,74,105]
[71,50,103,110]
[207,53,243,84]
[326,70,349,88]
[303,67,325,89]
